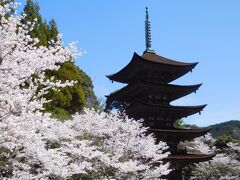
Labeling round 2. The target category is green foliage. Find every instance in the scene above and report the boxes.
[48,19,58,42]
[22,0,98,120]
[173,119,186,128]
[22,0,49,47]
[0,147,13,178]
[183,120,240,140]
[68,166,119,180]
[45,140,61,150]
[184,124,199,129]
[0,0,14,16]
[214,134,234,149]
[209,120,240,139]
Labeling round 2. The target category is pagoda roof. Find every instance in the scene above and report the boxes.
[148,128,210,141]
[126,101,207,121]
[165,153,216,164]
[106,80,202,104]
[106,52,198,84]
[142,52,196,66]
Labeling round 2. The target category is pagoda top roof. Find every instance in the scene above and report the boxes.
[142,52,197,66]
[106,52,198,84]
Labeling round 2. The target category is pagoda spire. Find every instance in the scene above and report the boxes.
[144,7,155,54]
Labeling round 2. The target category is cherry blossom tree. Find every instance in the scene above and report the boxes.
[0,1,170,179]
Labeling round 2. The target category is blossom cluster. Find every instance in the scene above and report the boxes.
[191,134,240,179]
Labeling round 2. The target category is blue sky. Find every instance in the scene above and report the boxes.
[17,0,240,126]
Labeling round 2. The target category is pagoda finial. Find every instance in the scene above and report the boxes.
[144,7,155,54]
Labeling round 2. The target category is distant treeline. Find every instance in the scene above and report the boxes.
[186,120,240,140]
[208,120,240,139]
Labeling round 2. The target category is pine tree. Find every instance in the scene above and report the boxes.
[48,19,58,42]
[22,0,98,120]
[22,0,49,46]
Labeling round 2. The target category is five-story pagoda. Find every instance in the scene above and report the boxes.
[106,7,214,179]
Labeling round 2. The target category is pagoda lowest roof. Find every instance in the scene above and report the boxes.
[165,154,216,164]
[148,128,210,134]
[106,52,198,84]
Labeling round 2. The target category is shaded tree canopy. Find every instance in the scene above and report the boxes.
[22,0,98,120]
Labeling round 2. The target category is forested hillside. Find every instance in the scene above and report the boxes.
[185,120,240,140]
[208,120,240,139]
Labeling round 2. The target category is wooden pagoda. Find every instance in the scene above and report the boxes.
[106,7,214,179]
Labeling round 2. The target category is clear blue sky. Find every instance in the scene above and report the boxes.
[17,0,240,126]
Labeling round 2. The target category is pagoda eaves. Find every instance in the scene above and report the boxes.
[106,80,202,106]
[148,128,211,142]
[106,52,198,84]
[126,101,206,126]
[165,154,216,164]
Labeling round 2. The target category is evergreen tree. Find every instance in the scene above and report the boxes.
[22,0,50,46]
[48,19,58,42]
[22,0,98,120]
